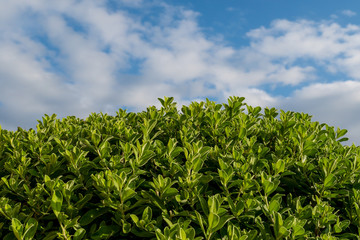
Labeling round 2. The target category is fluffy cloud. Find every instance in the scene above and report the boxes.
[247,19,360,61]
[1,0,360,144]
[342,10,357,17]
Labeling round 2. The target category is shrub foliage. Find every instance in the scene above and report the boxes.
[1,96,360,239]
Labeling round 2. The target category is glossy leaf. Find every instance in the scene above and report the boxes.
[51,190,63,217]
[0,96,359,239]
[11,218,23,240]
[23,218,38,240]
[79,208,108,226]
[73,228,86,240]
[324,173,336,188]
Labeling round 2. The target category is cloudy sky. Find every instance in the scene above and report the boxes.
[1,0,360,145]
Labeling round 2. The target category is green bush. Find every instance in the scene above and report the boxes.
[0,96,359,239]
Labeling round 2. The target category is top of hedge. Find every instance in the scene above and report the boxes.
[0,96,360,240]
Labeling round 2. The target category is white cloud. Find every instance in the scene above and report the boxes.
[267,66,316,85]
[246,19,360,85]
[118,0,144,7]
[247,20,349,60]
[342,10,357,17]
[334,50,360,79]
[1,0,360,144]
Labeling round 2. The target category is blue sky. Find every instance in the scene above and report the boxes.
[1,0,360,145]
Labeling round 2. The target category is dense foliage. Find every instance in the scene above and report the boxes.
[0,96,360,239]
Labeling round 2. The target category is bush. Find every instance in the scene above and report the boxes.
[0,96,359,239]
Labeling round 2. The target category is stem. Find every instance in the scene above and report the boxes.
[120,193,126,220]
[60,222,70,240]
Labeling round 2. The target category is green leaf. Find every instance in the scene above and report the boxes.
[238,127,247,139]
[278,226,288,238]
[283,216,295,229]
[253,106,262,115]
[74,194,93,209]
[274,159,285,175]
[141,191,167,212]
[170,147,183,159]
[334,223,342,233]
[42,231,58,240]
[263,179,278,195]
[185,227,196,239]
[51,190,63,217]
[121,219,132,234]
[292,225,305,236]
[163,188,178,198]
[23,218,38,240]
[91,224,118,240]
[340,220,350,230]
[130,214,140,227]
[198,195,209,217]
[338,137,349,142]
[192,157,204,173]
[79,208,108,226]
[246,230,258,240]
[269,194,283,213]
[158,97,165,107]
[227,197,244,217]
[142,206,152,222]
[64,216,81,229]
[73,228,86,240]
[195,210,206,237]
[274,212,286,239]
[339,233,360,238]
[334,219,350,233]
[122,188,136,203]
[1,177,10,189]
[155,228,166,240]
[179,228,187,240]
[212,215,234,233]
[269,199,280,213]
[207,212,220,231]
[336,128,348,139]
[227,222,241,239]
[199,174,213,184]
[324,173,336,188]
[208,194,222,214]
[11,218,23,240]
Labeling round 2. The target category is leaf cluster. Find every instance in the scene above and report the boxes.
[0,96,360,239]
